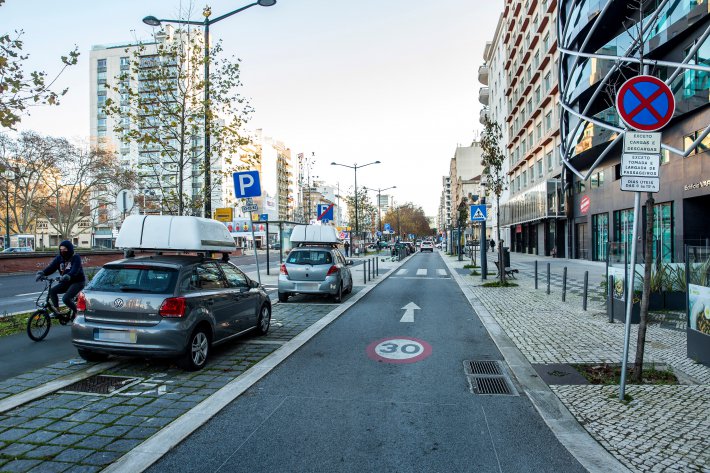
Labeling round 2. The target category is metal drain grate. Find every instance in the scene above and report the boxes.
[59,375,140,396]
[471,376,513,395]
[469,360,503,375]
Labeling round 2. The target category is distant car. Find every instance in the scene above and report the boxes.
[269,242,281,250]
[435,242,442,249]
[2,247,34,253]
[278,245,354,303]
[420,241,434,252]
[72,255,271,370]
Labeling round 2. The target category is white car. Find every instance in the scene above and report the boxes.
[420,241,434,252]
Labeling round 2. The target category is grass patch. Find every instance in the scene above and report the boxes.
[574,363,678,385]
[482,281,518,287]
[463,264,479,269]
[0,312,32,338]
[470,270,481,276]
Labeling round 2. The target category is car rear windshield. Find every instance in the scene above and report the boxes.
[286,250,333,265]
[88,265,179,293]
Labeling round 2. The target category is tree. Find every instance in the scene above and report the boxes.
[36,139,134,240]
[343,187,376,240]
[382,202,432,240]
[0,0,79,129]
[104,25,252,216]
[481,115,507,283]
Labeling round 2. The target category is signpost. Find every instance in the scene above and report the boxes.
[616,76,674,401]
[316,203,334,223]
[470,205,487,222]
[232,171,262,284]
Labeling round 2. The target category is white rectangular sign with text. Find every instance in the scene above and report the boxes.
[621,153,660,177]
[621,176,660,193]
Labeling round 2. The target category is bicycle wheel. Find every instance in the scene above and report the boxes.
[27,311,51,342]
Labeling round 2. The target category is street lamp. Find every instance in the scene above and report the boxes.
[143,0,277,219]
[3,169,15,250]
[331,161,380,254]
[362,185,396,234]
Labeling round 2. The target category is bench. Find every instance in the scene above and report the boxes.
[493,261,519,279]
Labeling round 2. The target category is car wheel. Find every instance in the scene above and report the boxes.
[26,310,51,342]
[77,349,109,363]
[333,283,343,303]
[255,304,271,335]
[178,327,210,371]
[278,292,289,303]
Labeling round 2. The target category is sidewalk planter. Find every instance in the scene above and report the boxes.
[663,291,686,310]
[613,299,640,324]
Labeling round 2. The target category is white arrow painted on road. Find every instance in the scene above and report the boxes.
[399,302,421,323]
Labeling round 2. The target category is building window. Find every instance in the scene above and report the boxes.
[546,151,553,170]
[683,129,710,156]
[592,213,609,261]
[543,33,550,52]
[537,158,543,177]
[682,42,709,100]
[544,71,551,91]
[614,208,635,254]
[515,175,520,192]
[534,51,540,69]
[534,86,541,104]
[660,149,670,164]
[575,180,587,194]
[97,59,106,72]
[545,111,552,130]
[536,123,542,141]
[591,170,604,188]
[120,56,130,70]
[653,202,673,262]
[522,170,527,188]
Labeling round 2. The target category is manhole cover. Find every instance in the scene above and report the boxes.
[471,376,513,395]
[468,360,503,375]
[59,375,140,396]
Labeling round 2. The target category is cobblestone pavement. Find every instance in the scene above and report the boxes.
[443,254,710,473]
[0,303,336,473]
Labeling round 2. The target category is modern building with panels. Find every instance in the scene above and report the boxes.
[559,0,709,262]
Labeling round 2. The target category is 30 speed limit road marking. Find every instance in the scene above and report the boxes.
[366,337,432,364]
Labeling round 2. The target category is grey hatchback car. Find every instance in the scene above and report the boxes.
[278,245,353,303]
[72,255,271,370]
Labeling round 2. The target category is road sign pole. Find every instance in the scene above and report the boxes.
[250,217,261,285]
[620,190,641,401]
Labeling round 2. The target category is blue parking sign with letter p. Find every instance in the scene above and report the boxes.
[232,171,261,198]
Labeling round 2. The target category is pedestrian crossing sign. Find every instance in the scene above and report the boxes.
[470,204,487,221]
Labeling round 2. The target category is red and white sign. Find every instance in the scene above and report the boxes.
[616,75,675,132]
[580,196,591,215]
[366,337,432,364]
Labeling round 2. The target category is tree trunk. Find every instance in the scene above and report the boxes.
[633,192,654,382]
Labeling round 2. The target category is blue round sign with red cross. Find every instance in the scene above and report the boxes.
[616,75,675,132]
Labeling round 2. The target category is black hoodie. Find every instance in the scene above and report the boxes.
[40,240,86,283]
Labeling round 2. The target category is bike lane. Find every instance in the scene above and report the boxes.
[150,252,586,472]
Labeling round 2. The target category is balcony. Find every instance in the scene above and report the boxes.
[479,108,489,125]
[478,64,489,85]
[478,87,490,106]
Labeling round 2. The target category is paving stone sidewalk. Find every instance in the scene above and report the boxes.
[444,254,710,473]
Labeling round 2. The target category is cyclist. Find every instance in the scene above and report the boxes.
[36,240,86,321]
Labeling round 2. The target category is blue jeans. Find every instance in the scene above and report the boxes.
[49,280,85,313]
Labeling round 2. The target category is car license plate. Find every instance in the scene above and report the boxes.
[94,329,137,344]
[297,282,319,291]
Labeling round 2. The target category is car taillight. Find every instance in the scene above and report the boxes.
[280,264,288,275]
[159,297,186,318]
[326,265,338,276]
[76,292,86,312]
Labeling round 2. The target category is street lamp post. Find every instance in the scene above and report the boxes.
[331,161,380,254]
[143,0,276,220]
[3,169,15,250]
[363,185,396,234]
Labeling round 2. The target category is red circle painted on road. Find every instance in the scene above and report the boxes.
[366,337,432,364]
[616,75,675,132]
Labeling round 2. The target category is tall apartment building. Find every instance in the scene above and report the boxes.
[437,176,451,237]
[479,13,512,247]
[254,130,294,221]
[559,0,709,262]
[491,0,567,258]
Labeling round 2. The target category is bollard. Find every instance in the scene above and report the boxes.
[562,267,567,302]
[535,260,538,289]
[608,275,614,323]
[376,257,379,277]
[583,271,589,311]
[368,259,372,281]
[546,262,551,295]
[363,260,367,284]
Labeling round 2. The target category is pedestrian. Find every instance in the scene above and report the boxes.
[36,240,86,321]
[489,238,496,253]
[344,240,350,257]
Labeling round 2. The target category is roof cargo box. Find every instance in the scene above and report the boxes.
[116,215,236,253]
[290,224,340,244]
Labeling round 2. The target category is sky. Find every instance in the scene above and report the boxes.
[2,0,503,217]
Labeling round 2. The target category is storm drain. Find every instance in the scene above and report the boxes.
[464,360,517,396]
[59,375,141,396]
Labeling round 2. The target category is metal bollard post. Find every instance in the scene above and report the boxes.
[535,260,538,289]
[562,267,567,302]
[363,261,367,284]
[546,262,550,295]
[368,259,371,281]
[608,275,614,323]
[376,257,379,277]
[583,271,589,311]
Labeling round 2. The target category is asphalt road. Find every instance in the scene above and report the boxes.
[150,251,585,472]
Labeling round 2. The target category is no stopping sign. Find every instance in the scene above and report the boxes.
[366,337,432,364]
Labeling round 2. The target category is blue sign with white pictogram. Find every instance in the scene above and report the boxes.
[232,171,261,198]
[616,75,675,132]
[384,223,391,232]
[317,203,334,222]
[470,205,487,221]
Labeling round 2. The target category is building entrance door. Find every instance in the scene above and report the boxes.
[576,222,588,260]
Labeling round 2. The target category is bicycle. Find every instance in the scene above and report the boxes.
[26,276,76,342]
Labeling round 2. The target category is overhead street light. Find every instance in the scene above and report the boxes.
[362,185,396,234]
[330,161,381,253]
[142,0,277,219]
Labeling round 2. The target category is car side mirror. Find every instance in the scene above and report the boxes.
[249,279,259,289]
[346,260,354,266]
